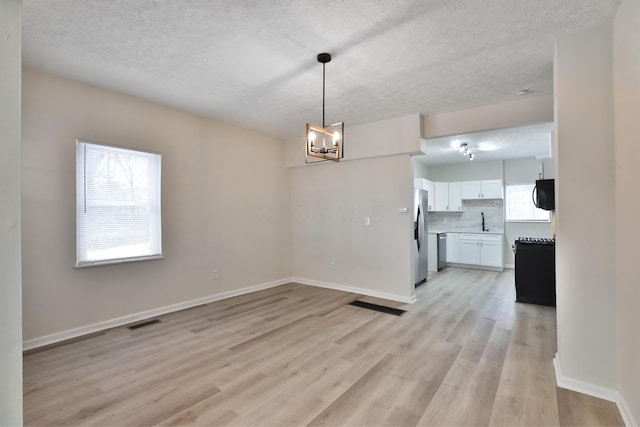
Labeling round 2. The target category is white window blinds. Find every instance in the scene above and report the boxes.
[76,140,162,267]
[505,184,550,222]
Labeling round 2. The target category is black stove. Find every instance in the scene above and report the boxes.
[514,237,556,307]
[515,237,555,245]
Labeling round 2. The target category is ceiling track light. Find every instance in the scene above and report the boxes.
[306,52,344,163]
[454,142,474,160]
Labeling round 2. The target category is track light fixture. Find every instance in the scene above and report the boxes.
[453,141,475,160]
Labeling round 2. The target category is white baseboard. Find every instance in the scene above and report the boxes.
[291,277,416,304]
[617,394,638,427]
[554,353,637,427]
[23,277,292,351]
[504,263,515,269]
[553,354,619,402]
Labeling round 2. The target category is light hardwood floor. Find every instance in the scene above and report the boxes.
[23,268,624,426]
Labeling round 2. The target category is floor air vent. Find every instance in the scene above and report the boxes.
[348,300,406,316]
[126,319,161,330]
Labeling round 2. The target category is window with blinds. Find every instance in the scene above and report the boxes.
[505,183,550,222]
[76,140,162,267]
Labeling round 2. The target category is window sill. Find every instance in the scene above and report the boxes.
[506,220,550,223]
[74,255,164,269]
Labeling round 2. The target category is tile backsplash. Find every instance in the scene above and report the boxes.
[428,199,504,233]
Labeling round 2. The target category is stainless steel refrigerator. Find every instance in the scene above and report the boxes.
[414,188,428,286]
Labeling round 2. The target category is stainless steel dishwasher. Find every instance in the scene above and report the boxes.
[437,233,447,271]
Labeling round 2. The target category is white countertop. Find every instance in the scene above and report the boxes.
[429,230,503,235]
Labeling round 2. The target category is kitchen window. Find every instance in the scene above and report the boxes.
[76,140,162,267]
[505,183,550,222]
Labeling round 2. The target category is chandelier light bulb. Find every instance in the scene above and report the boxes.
[333,131,341,145]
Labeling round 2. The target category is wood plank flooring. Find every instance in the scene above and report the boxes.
[23,268,624,426]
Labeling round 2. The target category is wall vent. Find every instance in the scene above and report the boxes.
[126,319,161,330]
[348,300,406,316]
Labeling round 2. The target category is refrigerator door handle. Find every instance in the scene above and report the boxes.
[416,206,422,250]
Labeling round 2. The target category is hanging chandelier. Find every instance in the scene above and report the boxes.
[306,53,344,163]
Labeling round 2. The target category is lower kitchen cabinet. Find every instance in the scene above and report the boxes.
[458,233,503,269]
[459,234,481,264]
[479,236,503,267]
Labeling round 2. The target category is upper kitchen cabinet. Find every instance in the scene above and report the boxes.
[425,180,435,211]
[448,182,462,212]
[434,182,462,212]
[434,182,449,211]
[460,179,504,200]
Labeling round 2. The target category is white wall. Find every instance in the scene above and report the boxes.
[287,114,421,302]
[0,0,23,424]
[504,158,555,183]
[613,0,640,423]
[426,160,503,182]
[289,154,415,302]
[21,69,291,342]
[554,24,618,393]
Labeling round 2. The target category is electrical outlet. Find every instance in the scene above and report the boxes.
[211,270,218,280]
[330,261,336,271]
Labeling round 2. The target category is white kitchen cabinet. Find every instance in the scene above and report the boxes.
[425,179,435,212]
[446,232,460,263]
[460,180,504,200]
[480,180,503,199]
[448,182,462,212]
[458,233,503,268]
[433,181,463,212]
[460,181,481,199]
[479,234,503,267]
[459,233,481,264]
[434,182,449,211]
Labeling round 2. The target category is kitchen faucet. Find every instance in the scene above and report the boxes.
[481,212,485,232]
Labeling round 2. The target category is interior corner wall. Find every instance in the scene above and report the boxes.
[411,157,429,180]
[613,0,640,422]
[0,1,23,424]
[21,68,291,342]
[289,154,415,302]
[554,24,618,392]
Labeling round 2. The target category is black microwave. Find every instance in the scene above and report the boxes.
[533,179,555,211]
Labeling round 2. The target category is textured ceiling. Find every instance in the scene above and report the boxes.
[418,122,555,165]
[22,0,620,141]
